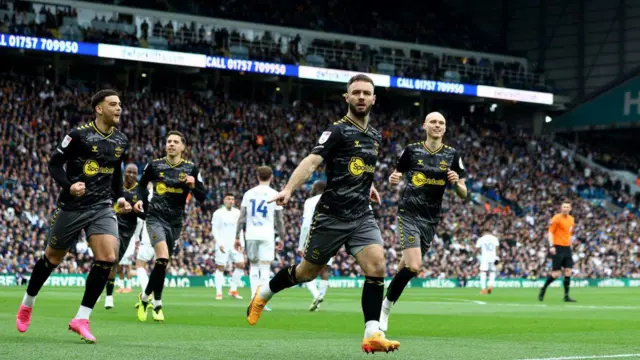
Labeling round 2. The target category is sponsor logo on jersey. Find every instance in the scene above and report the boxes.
[411,172,445,187]
[348,157,375,176]
[83,160,114,177]
[439,160,448,171]
[155,182,184,195]
[92,145,98,153]
[114,146,123,157]
[178,172,187,182]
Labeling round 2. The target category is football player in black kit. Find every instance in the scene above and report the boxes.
[105,163,144,309]
[133,130,207,323]
[16,90,131,343]
[379,111,468,333]
[247,74,400,354]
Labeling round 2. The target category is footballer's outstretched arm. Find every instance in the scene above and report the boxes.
[283,154,324,193]
[235,206,247,239]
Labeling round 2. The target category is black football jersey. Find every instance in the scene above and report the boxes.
[396,142,466,223]
[52,121,128,210]
[138,157,207,225]
[117,182,141,229]
[311,116,381,221]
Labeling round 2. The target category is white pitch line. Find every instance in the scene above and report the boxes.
[518,354,640,360]
[471,300,487,305]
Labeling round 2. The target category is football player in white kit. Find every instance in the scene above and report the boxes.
[297,181,331,311]
[134,183,156,309]
[114,217,144,293]
[211,193,245,300]
[236,166,286,311]
[476,228,500,294]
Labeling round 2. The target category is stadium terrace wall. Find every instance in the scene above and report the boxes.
[1,275,639,288]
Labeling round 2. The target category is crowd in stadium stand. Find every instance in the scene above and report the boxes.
[1,77,639,282]
[1,3,547,92]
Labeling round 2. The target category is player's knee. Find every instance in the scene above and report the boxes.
[98,253,118,263]
[405,262,421,274]
[362,259,386,277]
[44,248,66,265]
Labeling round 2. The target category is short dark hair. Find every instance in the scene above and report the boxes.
[257,166,273,181]
[346,74,375,92]
[167,130,186,145]
[91,89,119,111]
[311,180,326,196]
[224,193,235,198]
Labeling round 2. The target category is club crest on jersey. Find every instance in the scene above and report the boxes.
[114,146,123,157]
[417,159,423,165]
[354,140,361,147]
[318,131,331,144]
[348,157,375,177]
[178,172,187,182]
[132,195,138,203]
[92,145,98,153]
[159,172,165,178]
[439,160,448,171]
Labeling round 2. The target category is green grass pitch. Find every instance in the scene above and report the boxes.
[1,286,640,360]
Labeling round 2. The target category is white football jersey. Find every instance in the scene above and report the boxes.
[241,185,282,242]
[298,194,321,252]
[476,234,499,262]
[211,207,242,247]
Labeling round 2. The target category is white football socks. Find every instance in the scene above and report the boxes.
[215,270,224,295]
[307,280,320,299]
[22,293,36,307]
[364,320,380,338]
[231,268,243,292]
[259,282,274,301]
[480,272,487,290]
[258,263,270,287]
[249,264,259,298]
[318,279,329,297]
[75,305,92,320]
[137,266,148,293]
[488,271,496,288]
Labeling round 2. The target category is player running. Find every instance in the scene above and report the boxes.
[379,112,467,333]
[134,183,155,298]
[133,130,207,322]
[538,200,577,302]
[247,74,400,353]
[211,193,245,300]
[236,166,286,309]
[105,163,144,309]
[16,90,130,343]
[297,180,331,311]
[476,228,500,295]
